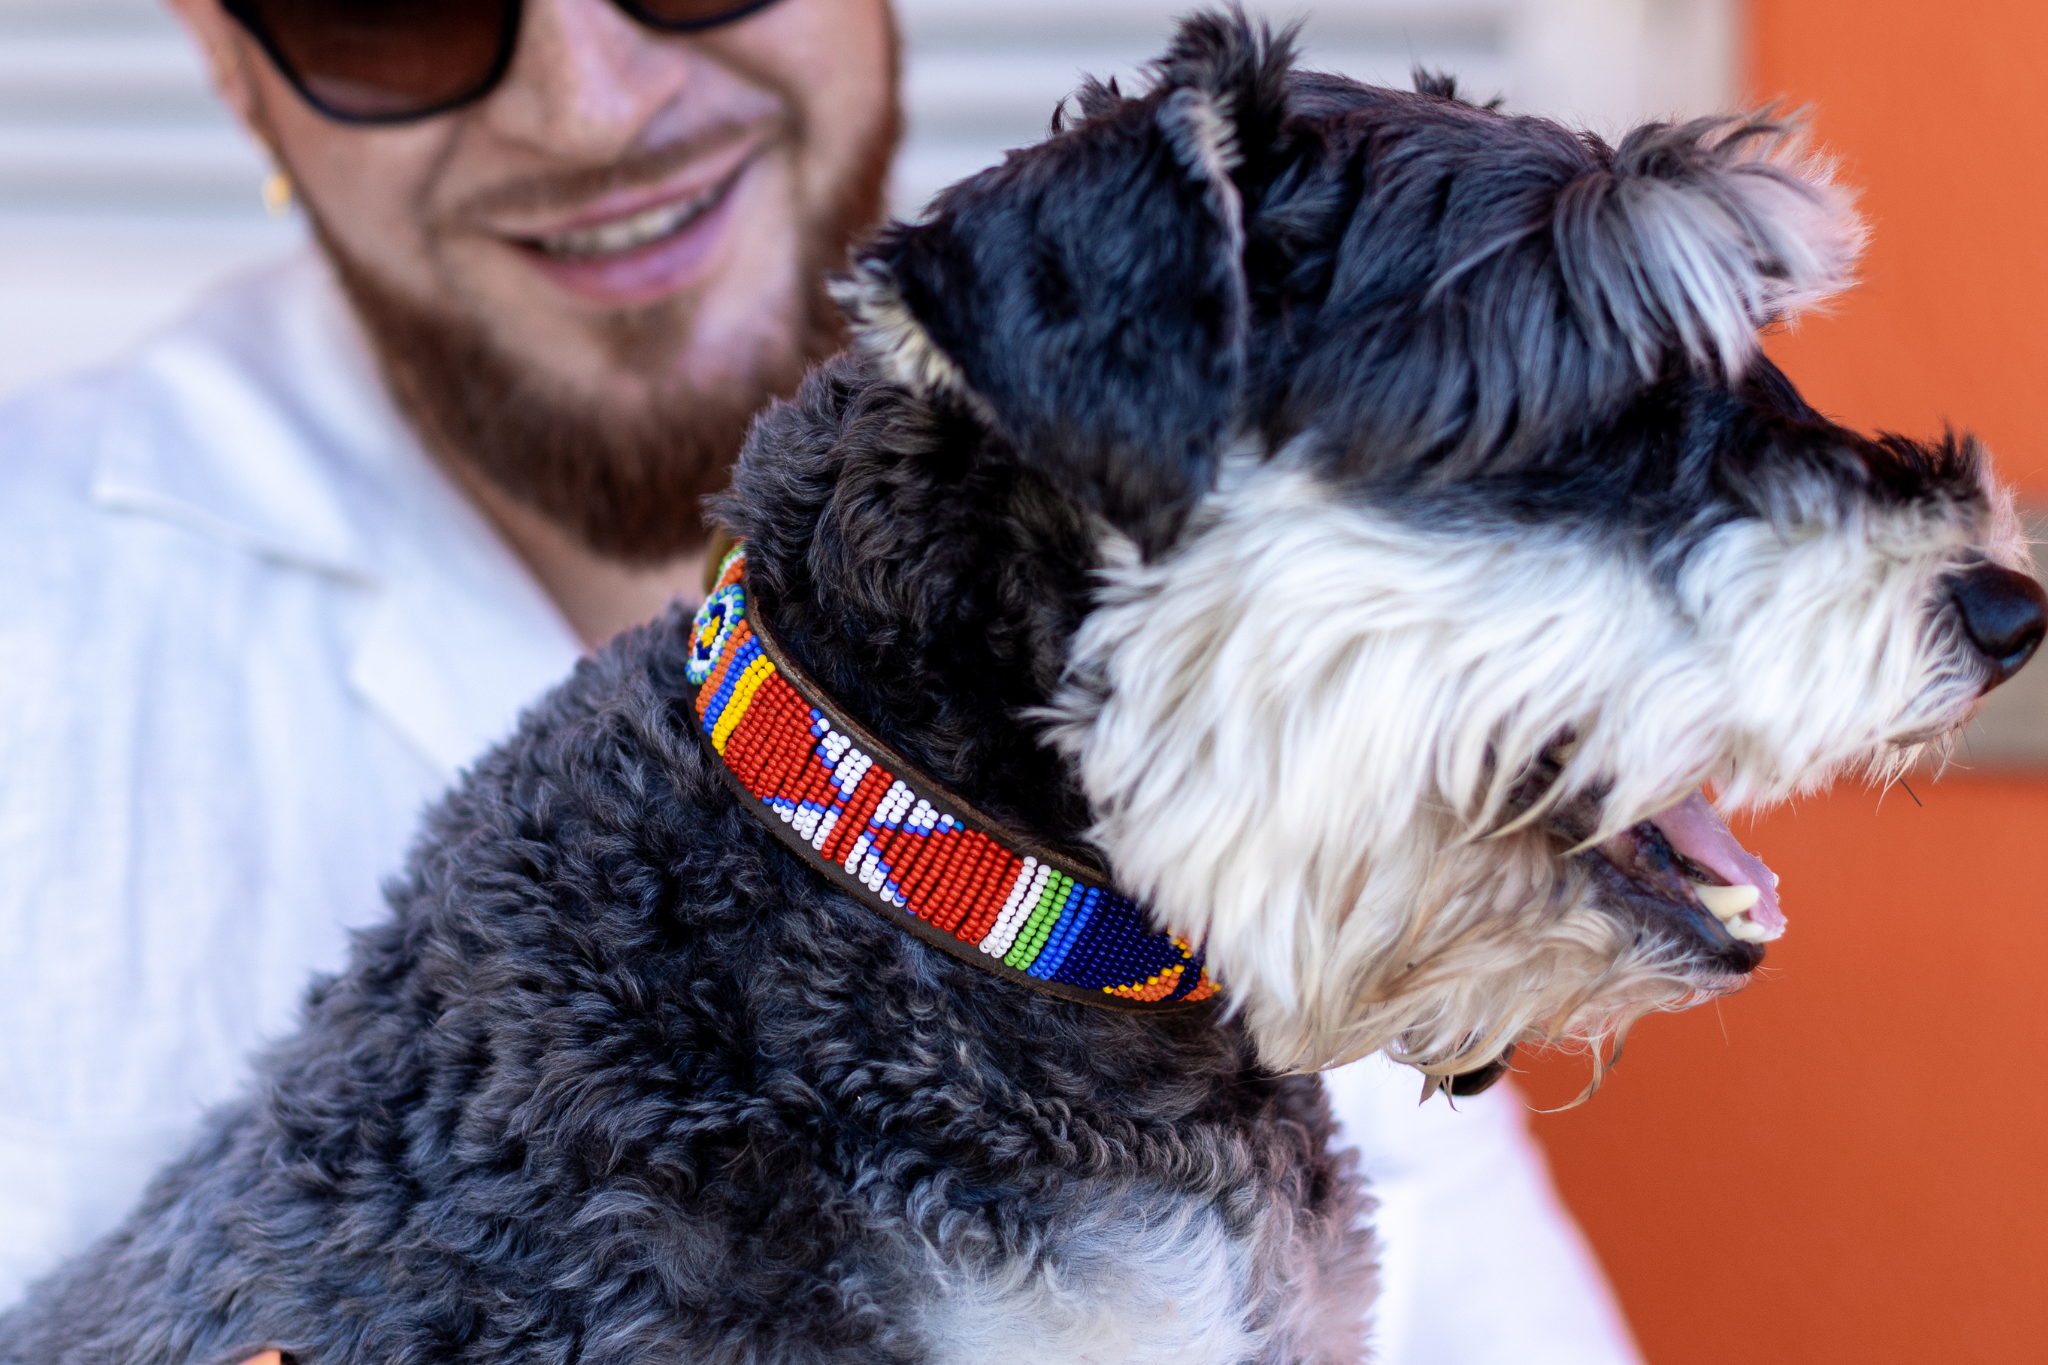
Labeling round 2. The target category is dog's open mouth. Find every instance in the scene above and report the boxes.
[1590,792,1782,941]
[1527,751,1782,969]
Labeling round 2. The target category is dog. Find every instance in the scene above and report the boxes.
[6,14,2042,1365]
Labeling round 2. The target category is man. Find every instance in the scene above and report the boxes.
[0,3,1638,1360]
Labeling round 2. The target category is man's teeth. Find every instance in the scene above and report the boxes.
[1691,880,1779,942]
[536,196,703,258]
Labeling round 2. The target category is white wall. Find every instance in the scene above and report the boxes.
[0,0,1740,398]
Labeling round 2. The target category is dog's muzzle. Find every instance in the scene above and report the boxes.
[1520,747,1782,971]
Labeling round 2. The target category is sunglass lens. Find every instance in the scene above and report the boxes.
[619,0,784,33]
[230,0,520,123]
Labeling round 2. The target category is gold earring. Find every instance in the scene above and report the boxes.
[261,168,294,217]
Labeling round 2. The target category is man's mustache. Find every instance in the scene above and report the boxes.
[454,115,785,225]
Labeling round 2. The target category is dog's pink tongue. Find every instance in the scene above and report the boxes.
[1650,791,1785,932]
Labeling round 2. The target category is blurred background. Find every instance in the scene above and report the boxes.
[1,0,2041,1360]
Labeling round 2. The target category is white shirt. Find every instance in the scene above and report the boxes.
[0,252,1640,1364]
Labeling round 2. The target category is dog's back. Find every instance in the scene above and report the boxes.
[0,567,1369,1365]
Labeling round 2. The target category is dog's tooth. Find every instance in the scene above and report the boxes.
[1694,881,1761,921]
[1726,915,1777,944]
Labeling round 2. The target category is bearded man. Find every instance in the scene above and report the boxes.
[0,3,1642,1361]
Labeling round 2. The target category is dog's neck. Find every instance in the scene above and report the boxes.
[686,542,1218,1009]
[717,358,1103,856]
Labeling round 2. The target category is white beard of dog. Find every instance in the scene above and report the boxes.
[1044,446,2023,1076]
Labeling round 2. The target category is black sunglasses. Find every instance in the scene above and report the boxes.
[223,0,788,125]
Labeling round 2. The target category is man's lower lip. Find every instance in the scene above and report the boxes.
[513,168,748,308]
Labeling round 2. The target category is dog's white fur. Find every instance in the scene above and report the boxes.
[913,1172,1371,1365]
[831,268,976,404]
[1160,86,1245,185]
[1043,447,2015,1073]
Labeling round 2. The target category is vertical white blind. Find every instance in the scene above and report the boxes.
[0,0,299,394]
[893,0,1738,212]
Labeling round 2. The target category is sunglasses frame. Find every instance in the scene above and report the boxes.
[222,0,788,126]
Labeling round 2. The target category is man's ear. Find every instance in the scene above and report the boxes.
[165,0,267,129]
[833,14,1291,552]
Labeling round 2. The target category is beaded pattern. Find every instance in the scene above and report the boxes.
[690,544,1217,1009]
[685,580,748,687]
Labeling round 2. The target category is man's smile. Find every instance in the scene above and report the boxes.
[481,125,774,307]
[528,174,739,259]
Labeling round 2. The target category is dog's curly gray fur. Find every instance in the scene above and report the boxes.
[5,11,2036,1365]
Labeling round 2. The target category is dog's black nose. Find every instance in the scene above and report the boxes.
[1951,562,2048,688]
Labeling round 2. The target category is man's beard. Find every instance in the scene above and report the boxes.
[323,123,895,567]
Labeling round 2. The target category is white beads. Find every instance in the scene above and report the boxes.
[980,859,1051,957]
[849,781,917,889]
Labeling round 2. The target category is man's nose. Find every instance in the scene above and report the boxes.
[485,0,691,156]
[1950,561,2048,688]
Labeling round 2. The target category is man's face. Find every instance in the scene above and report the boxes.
[174,0,899,561]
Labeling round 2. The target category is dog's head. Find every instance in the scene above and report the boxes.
[828,14,2044,1074]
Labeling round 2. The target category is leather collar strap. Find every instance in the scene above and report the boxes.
[686,544,1218,1011]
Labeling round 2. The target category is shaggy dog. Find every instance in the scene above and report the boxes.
[6,15,2042,1365]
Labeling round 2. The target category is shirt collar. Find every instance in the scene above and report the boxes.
[87,250,583,778]
[86,252,408,583]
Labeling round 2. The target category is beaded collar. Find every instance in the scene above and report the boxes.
[685,543,1218,1012]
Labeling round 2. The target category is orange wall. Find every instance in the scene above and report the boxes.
[1746,0,2048,490]
[1523,5,2048,1362]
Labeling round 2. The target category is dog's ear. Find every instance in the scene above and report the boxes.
[1555,112,1865,379]
[833,14,1291,551]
